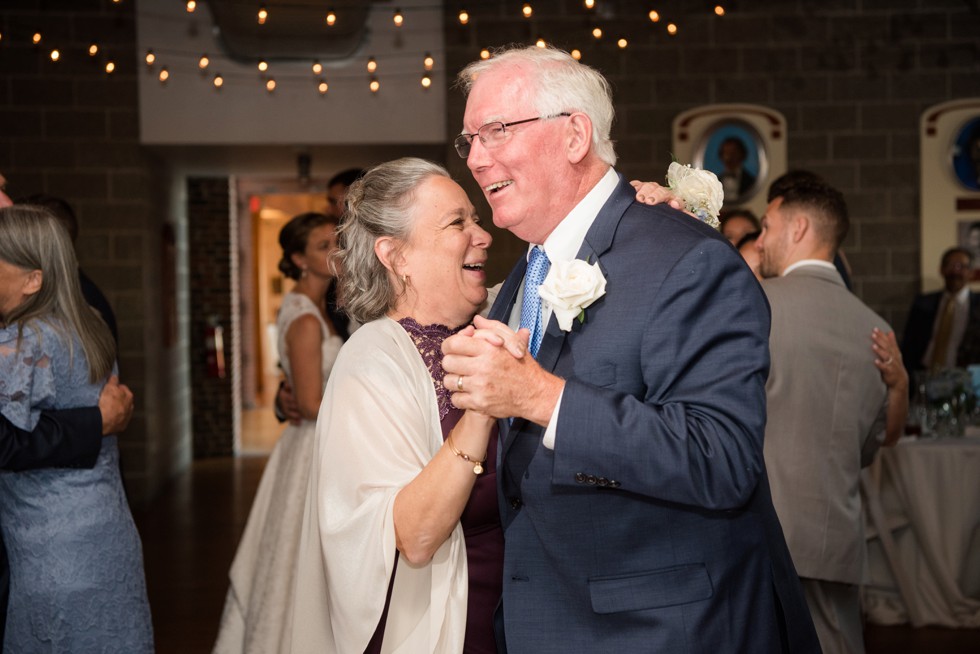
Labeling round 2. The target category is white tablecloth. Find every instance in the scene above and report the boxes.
[863,438,980,627]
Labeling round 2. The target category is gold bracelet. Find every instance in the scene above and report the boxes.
[446,430,487,475]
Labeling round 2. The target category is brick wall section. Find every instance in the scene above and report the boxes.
[187,177,239,458]
[443,0,980,330]
[0,0,188,504]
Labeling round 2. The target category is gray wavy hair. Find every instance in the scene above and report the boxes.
[456,45,617,166]
[0,205,115,383]
[337,157,451,323]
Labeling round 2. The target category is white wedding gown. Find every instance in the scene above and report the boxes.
[213,292,343,654]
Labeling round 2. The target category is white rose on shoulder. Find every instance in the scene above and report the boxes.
[537,259,607,331]
[666,162,724,228]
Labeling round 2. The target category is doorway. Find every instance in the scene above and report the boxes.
[237,178,329,453]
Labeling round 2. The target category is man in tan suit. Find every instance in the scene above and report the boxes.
[756,180,904,653]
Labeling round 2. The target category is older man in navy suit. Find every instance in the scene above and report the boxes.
[442,46,817,653]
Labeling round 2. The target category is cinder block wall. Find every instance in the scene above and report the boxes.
[443,0,980,330]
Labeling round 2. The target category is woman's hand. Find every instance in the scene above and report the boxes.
[872,327,908,447]
[630,180,684,211]
[459,316,530,359]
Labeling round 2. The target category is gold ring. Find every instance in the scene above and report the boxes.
[456,375,464,391]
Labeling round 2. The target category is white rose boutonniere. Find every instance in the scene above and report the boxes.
[666,162,724,229]
[537,259,607,332]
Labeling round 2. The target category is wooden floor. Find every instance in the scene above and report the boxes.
[134,455,980,653]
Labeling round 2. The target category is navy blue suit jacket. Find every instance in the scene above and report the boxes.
[489,176,818,653]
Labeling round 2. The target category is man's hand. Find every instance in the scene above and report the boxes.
[99,375,134,435]
[276,380,303,425]
[442,316,563,425]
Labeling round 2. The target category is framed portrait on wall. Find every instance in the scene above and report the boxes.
[951,116,980,192]
[692,119,769,206]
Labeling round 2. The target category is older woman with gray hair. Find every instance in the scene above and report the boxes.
[287,158,523,653]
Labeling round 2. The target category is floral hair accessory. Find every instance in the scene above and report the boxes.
[666,162,723,229]
[538,259,607,332]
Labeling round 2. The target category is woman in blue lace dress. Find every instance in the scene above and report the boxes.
[0,205,153,653]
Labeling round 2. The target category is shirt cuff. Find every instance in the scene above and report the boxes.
[542,386,564,450]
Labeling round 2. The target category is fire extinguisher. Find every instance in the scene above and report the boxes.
[204,317,226,379]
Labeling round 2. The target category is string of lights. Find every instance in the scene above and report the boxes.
[1,1,731,93]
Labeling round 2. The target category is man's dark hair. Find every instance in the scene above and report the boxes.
[19,193,78,242]
[941,246,974,268]
[767,170,826,203]
[328,168,365,189]
[719,137,748,160]
[775,180,850,251]
[736,231,761,250]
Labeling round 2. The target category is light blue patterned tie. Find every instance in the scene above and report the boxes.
[519,246,551,358]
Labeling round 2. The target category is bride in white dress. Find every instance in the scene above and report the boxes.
[213,212,345,654]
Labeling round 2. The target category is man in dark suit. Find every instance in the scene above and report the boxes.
[443,46,817,652]
[901,247,980,379]
[0,378,134,649]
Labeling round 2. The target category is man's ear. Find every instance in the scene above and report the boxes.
[565,112,594,165]
[374,236,403,275]
[790,213,810,244]
[23,269,42,297]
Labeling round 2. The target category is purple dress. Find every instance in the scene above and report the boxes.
[365,319,503,653]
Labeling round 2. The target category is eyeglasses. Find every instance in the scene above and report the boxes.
[453,113,571,158]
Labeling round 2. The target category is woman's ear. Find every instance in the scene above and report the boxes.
[374,236,404,275]
[290,251,307,274]
[565,112,594,165]
[23,269,42,297]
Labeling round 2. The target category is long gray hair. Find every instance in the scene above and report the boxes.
[337,158,451,323]
[0,205,115,383]
[456,45,617,166]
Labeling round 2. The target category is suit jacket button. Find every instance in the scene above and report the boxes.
[609,480,621,488]
[597,477,609,487]
[574,472,586,483]
[509,497,523,509]
[586,475,597,485]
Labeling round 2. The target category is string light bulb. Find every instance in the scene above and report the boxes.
[159,67,169,83]
[393,8,404,27]
[318,79,329,94]
[480,48,490,60]
[522,3,533,18]
[667,22,678,35]
[186,1,196,12]
[715,5,725,16]
[326,10,336,26]
[585,0,595,8]
[50,49,60,62]
[535,36,546,48]
[32,32,42,45]
[366,57,377,73]
[369,77,380,93]
[258,60,268,72]
[648,10,660,22]
[266,78,276,92]
[459,9,469,25]
[423,52,434,71]
[592,27,602,39]
[312,61,323,74]
[88,43,99,56]
[198,54,209,70]
[258,5,268,25]
[105,61,116,73]
[421,73,432,89]
[145,50,156,66]
[571,49,582,60]
[213,73,224,88]
[617,38,628,48]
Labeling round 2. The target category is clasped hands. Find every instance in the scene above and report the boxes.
[442,316,564,427]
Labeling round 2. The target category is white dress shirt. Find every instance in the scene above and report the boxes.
[507,167,619,448]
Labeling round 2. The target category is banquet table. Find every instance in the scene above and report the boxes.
[862,437,980,627]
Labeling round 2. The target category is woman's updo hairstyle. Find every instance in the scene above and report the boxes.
[278,212,337,281]
[338,158,450,323]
